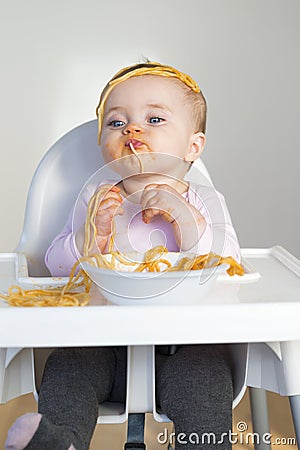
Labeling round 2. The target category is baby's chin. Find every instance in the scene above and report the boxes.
[108,153,144,177]
[139,153,189,178]
[107,152,188,181]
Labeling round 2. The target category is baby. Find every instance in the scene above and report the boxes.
[5,62,240,450]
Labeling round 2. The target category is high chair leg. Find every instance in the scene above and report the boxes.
[289,395,300,446]
[124,413,146,449]
[249,387,271,450]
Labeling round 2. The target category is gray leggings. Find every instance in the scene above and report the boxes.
[36,345,233,449]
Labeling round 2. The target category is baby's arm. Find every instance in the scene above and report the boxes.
[45,182,95,276]
[75,184,123,254]
[141,183,241,261]
[45,212,85,277]
[90,184,124,253]
[45,183,123,276]
[141,183,207,252]
[185,184,241,261]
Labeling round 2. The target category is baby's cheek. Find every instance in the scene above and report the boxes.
[102,143,119,163]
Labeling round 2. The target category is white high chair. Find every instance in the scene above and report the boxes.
[4,119,270,449]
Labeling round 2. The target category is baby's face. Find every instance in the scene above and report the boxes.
[100,75,202,174]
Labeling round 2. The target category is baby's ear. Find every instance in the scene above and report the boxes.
[184,132,206,162]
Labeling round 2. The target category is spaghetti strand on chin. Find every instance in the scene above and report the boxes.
[129,142,144,173]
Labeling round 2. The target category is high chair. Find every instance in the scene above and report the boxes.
[1,119,271,449]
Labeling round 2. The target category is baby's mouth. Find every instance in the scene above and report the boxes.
[125,138,145,149]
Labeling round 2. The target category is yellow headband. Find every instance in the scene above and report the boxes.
[96,62,200,144]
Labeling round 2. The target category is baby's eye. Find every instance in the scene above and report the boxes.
[108,120,125,128]
[148,117,165,124]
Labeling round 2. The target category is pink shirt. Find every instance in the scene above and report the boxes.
[45,181,241,276]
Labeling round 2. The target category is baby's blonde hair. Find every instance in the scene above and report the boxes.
[96,62,207,144]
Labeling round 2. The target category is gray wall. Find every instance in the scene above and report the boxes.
[0,0,299,256]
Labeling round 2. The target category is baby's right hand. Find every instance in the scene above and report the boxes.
[94,185,124,238]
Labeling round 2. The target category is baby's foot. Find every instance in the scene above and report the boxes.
[5,413,41,450]
[5,413,76,450]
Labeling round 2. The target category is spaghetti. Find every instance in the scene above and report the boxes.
[93,245,244,276]
[1,259,92,307]
[0,184,244,307]
[96,62,201,145]
[129,142,144,173]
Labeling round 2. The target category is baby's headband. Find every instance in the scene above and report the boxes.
[96,62,201,144]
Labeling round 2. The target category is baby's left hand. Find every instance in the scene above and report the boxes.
[141,184,207,250]
[141,184,187,224]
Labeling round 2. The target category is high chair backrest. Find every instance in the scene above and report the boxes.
[15,119,213,276]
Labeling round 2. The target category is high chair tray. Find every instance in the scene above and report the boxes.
[0,246,300,347]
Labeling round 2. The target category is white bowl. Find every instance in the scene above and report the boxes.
[81,252,229,305]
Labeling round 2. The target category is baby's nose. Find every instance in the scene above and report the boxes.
[123,123,143,134]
